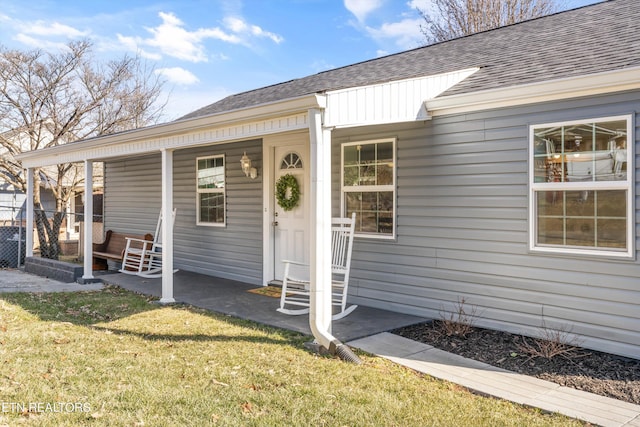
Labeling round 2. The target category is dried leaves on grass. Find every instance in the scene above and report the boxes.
[0,287,584,427]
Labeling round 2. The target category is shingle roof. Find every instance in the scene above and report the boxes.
[180,0,639,120]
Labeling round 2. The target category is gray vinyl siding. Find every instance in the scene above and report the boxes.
[332,90,640,359]
[104,139,263,285]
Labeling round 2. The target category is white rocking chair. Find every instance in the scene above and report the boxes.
[119,209,177,278]
[277,213,357,320]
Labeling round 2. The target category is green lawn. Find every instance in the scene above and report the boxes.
[0,287,584,426]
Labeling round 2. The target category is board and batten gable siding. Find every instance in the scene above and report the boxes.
[104,139,263,285]
[332,90,640,359]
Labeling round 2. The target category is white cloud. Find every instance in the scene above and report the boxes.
[117,12,240,63]
[146,12,240,62]
[223,16,284,44]
[366,18,424,50]
[23,21,89,38]
[344,0,383,22]
[407,0,431,11]
[155,67,200,86]
[116,34,162,60]
[117,12,283,63]
[1,16,90,49]
[13,33,70,50]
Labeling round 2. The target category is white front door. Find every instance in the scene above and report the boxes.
[272,142,309,281]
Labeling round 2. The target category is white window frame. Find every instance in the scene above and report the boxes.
[341,138,397,239]
[196,154,226,227]
[528,114,634,258]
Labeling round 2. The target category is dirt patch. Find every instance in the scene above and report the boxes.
[392,320,640,405]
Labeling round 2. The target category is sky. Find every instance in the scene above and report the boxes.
[0,0,603,121]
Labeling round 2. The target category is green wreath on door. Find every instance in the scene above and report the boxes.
[276,174,300,211]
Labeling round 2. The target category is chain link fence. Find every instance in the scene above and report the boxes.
[0,204,103,267]
[0,204,26,268]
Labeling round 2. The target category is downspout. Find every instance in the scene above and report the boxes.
[308,107,361,364]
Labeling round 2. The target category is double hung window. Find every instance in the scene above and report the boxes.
[197,155,225,226]
[530,116,633,257]
[342,139,396,238]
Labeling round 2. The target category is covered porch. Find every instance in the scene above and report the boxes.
[100,270,426,342]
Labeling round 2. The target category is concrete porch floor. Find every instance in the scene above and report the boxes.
[100,270,427,343]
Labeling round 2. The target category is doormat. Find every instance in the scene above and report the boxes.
[247,286,285,298]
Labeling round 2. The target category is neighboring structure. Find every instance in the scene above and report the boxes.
[17,0,640,358]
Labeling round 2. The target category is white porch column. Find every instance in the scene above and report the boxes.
[25,168,34,257]
[160,148,175,304]
[82,160,94,280]
[308,108,333,341]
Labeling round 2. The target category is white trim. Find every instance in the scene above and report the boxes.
[82,160,94,279]
[16,94,325,168]
[528,114,634,259]
[160,148,175,303]
[325,68,478,128]
[25,168,33,258]
[427,67,640,116]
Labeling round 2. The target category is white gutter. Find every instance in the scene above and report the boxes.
[425,66,640,116]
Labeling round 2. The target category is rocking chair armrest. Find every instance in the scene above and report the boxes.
[282,260,310,285]
[124,237,153,245]
[123,236,155,254]
[282,259,308,267]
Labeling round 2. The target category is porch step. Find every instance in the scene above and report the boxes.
[24,257,84,283]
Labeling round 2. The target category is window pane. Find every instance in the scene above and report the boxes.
[198,157,224,189]
[343,145,358,166]
[565,218,595,247]
[536,190,626,250]
[534,120,628,183]
[565,191,593,217]
[598,219,626,248]
[597,190,626,216]
[377,142,393,163]
[345,191,393,235]
[377,162,393,185]
[199,193,225,223]
[344,142,395,186]
[280,152,302,169]
[537,216,564,245]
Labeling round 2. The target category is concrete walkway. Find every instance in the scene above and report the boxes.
[349,332,640,427]
[0,269,103,293]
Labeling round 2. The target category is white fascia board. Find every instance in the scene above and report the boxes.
[324,67,479,128]
[17,93,326,168]
[425,66,640,116]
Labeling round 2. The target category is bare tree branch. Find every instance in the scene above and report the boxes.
[0,40,167,258]
[419,0,563,44]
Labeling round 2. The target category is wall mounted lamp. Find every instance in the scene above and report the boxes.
[240,151,258,179]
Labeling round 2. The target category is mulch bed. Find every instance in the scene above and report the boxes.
[391,320,640,405]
